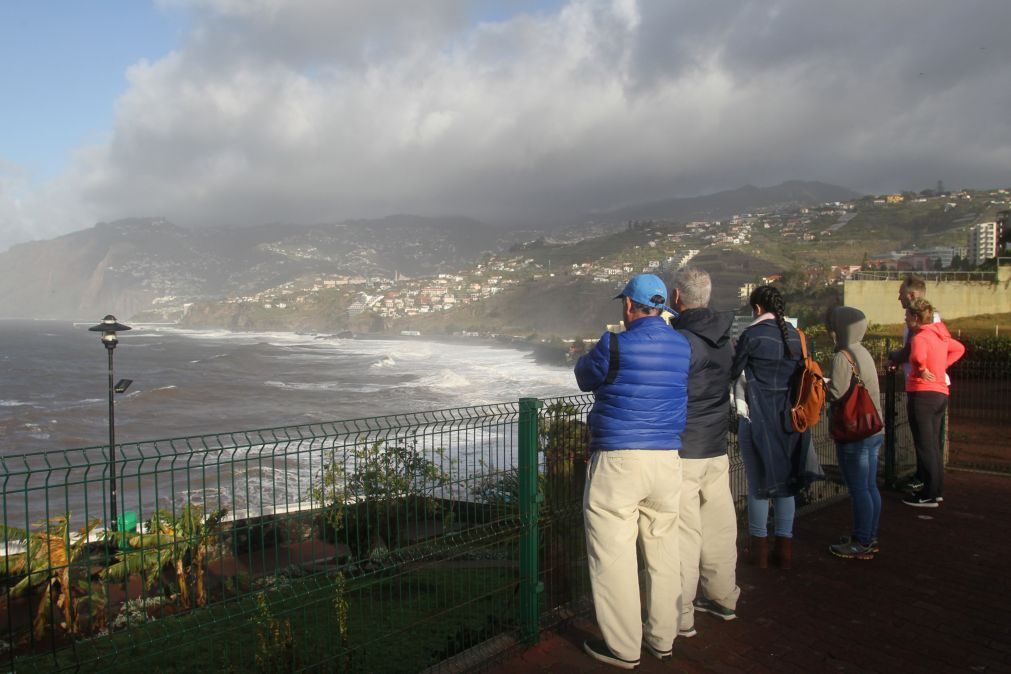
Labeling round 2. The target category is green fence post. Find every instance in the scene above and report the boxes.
[884,364,897,488]
[518,397,544,644]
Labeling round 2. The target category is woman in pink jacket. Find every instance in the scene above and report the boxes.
[902,298,965,508]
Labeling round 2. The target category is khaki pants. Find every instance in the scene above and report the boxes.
[584,450,682,660]
[679,454,740,631]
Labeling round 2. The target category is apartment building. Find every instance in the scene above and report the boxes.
[968,222,998,265]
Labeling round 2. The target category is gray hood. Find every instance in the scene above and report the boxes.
[828,306,868,349]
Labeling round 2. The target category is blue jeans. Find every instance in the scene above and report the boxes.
[746,493,795,538]
[835,434,883,544]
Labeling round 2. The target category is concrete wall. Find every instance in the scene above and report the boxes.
[844,266,1011,326]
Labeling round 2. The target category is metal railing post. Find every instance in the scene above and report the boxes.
[518,397,544,644]
[884,365,897,488]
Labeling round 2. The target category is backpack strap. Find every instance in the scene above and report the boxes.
[798,328,810,360]
[604,332,620,384]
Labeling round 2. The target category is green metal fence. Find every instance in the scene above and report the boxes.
[1,386,918,672]
[946,355,1011,473]
[1,401,530,672]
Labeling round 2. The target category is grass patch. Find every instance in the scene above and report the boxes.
[13,564,517,673]
[865,313,1011,340]
[945,312,1011,338]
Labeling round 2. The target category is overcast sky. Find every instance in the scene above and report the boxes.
[1,0,1009,252]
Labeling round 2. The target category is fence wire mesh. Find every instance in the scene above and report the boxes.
[946,360,1011,472]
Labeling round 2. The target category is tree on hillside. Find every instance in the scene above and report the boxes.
[773,267,841,329]
[777,268,806,296]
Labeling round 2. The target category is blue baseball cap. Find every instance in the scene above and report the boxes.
[614,274,673,313]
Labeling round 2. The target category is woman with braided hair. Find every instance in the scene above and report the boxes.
[730,285,821,569]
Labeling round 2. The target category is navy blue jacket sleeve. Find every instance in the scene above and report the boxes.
[730,330,755,380]
[575,333,611,392]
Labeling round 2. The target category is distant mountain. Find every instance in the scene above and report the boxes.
[0,180,861,319]
[0,218,215,320]
[555,181,861,238]
[0,215,504,319]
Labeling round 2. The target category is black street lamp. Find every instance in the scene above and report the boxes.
[88,315,132,531]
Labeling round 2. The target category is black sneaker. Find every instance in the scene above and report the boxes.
[905,489,943,504]
[583,639,640,669]
[838,534,880,553]
[905,478,925,492]
[694,596,737,621]
[829,538,874,560]
[902,494,939,508]
[641,636,672,661]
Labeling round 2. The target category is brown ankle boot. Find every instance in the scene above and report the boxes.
[749,536,768,568]
[773,536,792,570]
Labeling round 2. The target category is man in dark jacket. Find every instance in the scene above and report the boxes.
[669,267,741,636]
[575,273,692,669]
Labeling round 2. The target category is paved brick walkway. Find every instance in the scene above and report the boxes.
[487,469,1011,673]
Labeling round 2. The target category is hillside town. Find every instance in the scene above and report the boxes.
[202,187,1009,333]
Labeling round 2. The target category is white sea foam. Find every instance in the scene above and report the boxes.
[0,400,30,407]
[426,369,471,389]
[160,328,237,340]
[190,353,230,363]
[23,423,50,440]
[120,386,176,401]
[370,355,396,368]
[264,380,343,392]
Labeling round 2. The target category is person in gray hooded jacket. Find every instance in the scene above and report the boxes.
[668,267,741,633]
[826,306,885,560]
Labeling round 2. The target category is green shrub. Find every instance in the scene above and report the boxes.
[316,437,451,558]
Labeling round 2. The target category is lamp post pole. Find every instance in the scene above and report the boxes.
[106,343,117,527]
[89,315,131,531]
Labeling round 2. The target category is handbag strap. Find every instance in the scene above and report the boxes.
[839,349,864,385]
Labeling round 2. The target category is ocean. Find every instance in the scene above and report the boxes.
[0,320,577,457]
[1,319,585,525]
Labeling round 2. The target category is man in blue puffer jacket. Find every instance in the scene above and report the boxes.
[575,273,692,669]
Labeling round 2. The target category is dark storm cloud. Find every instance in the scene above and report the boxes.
[2,0,1009,251]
